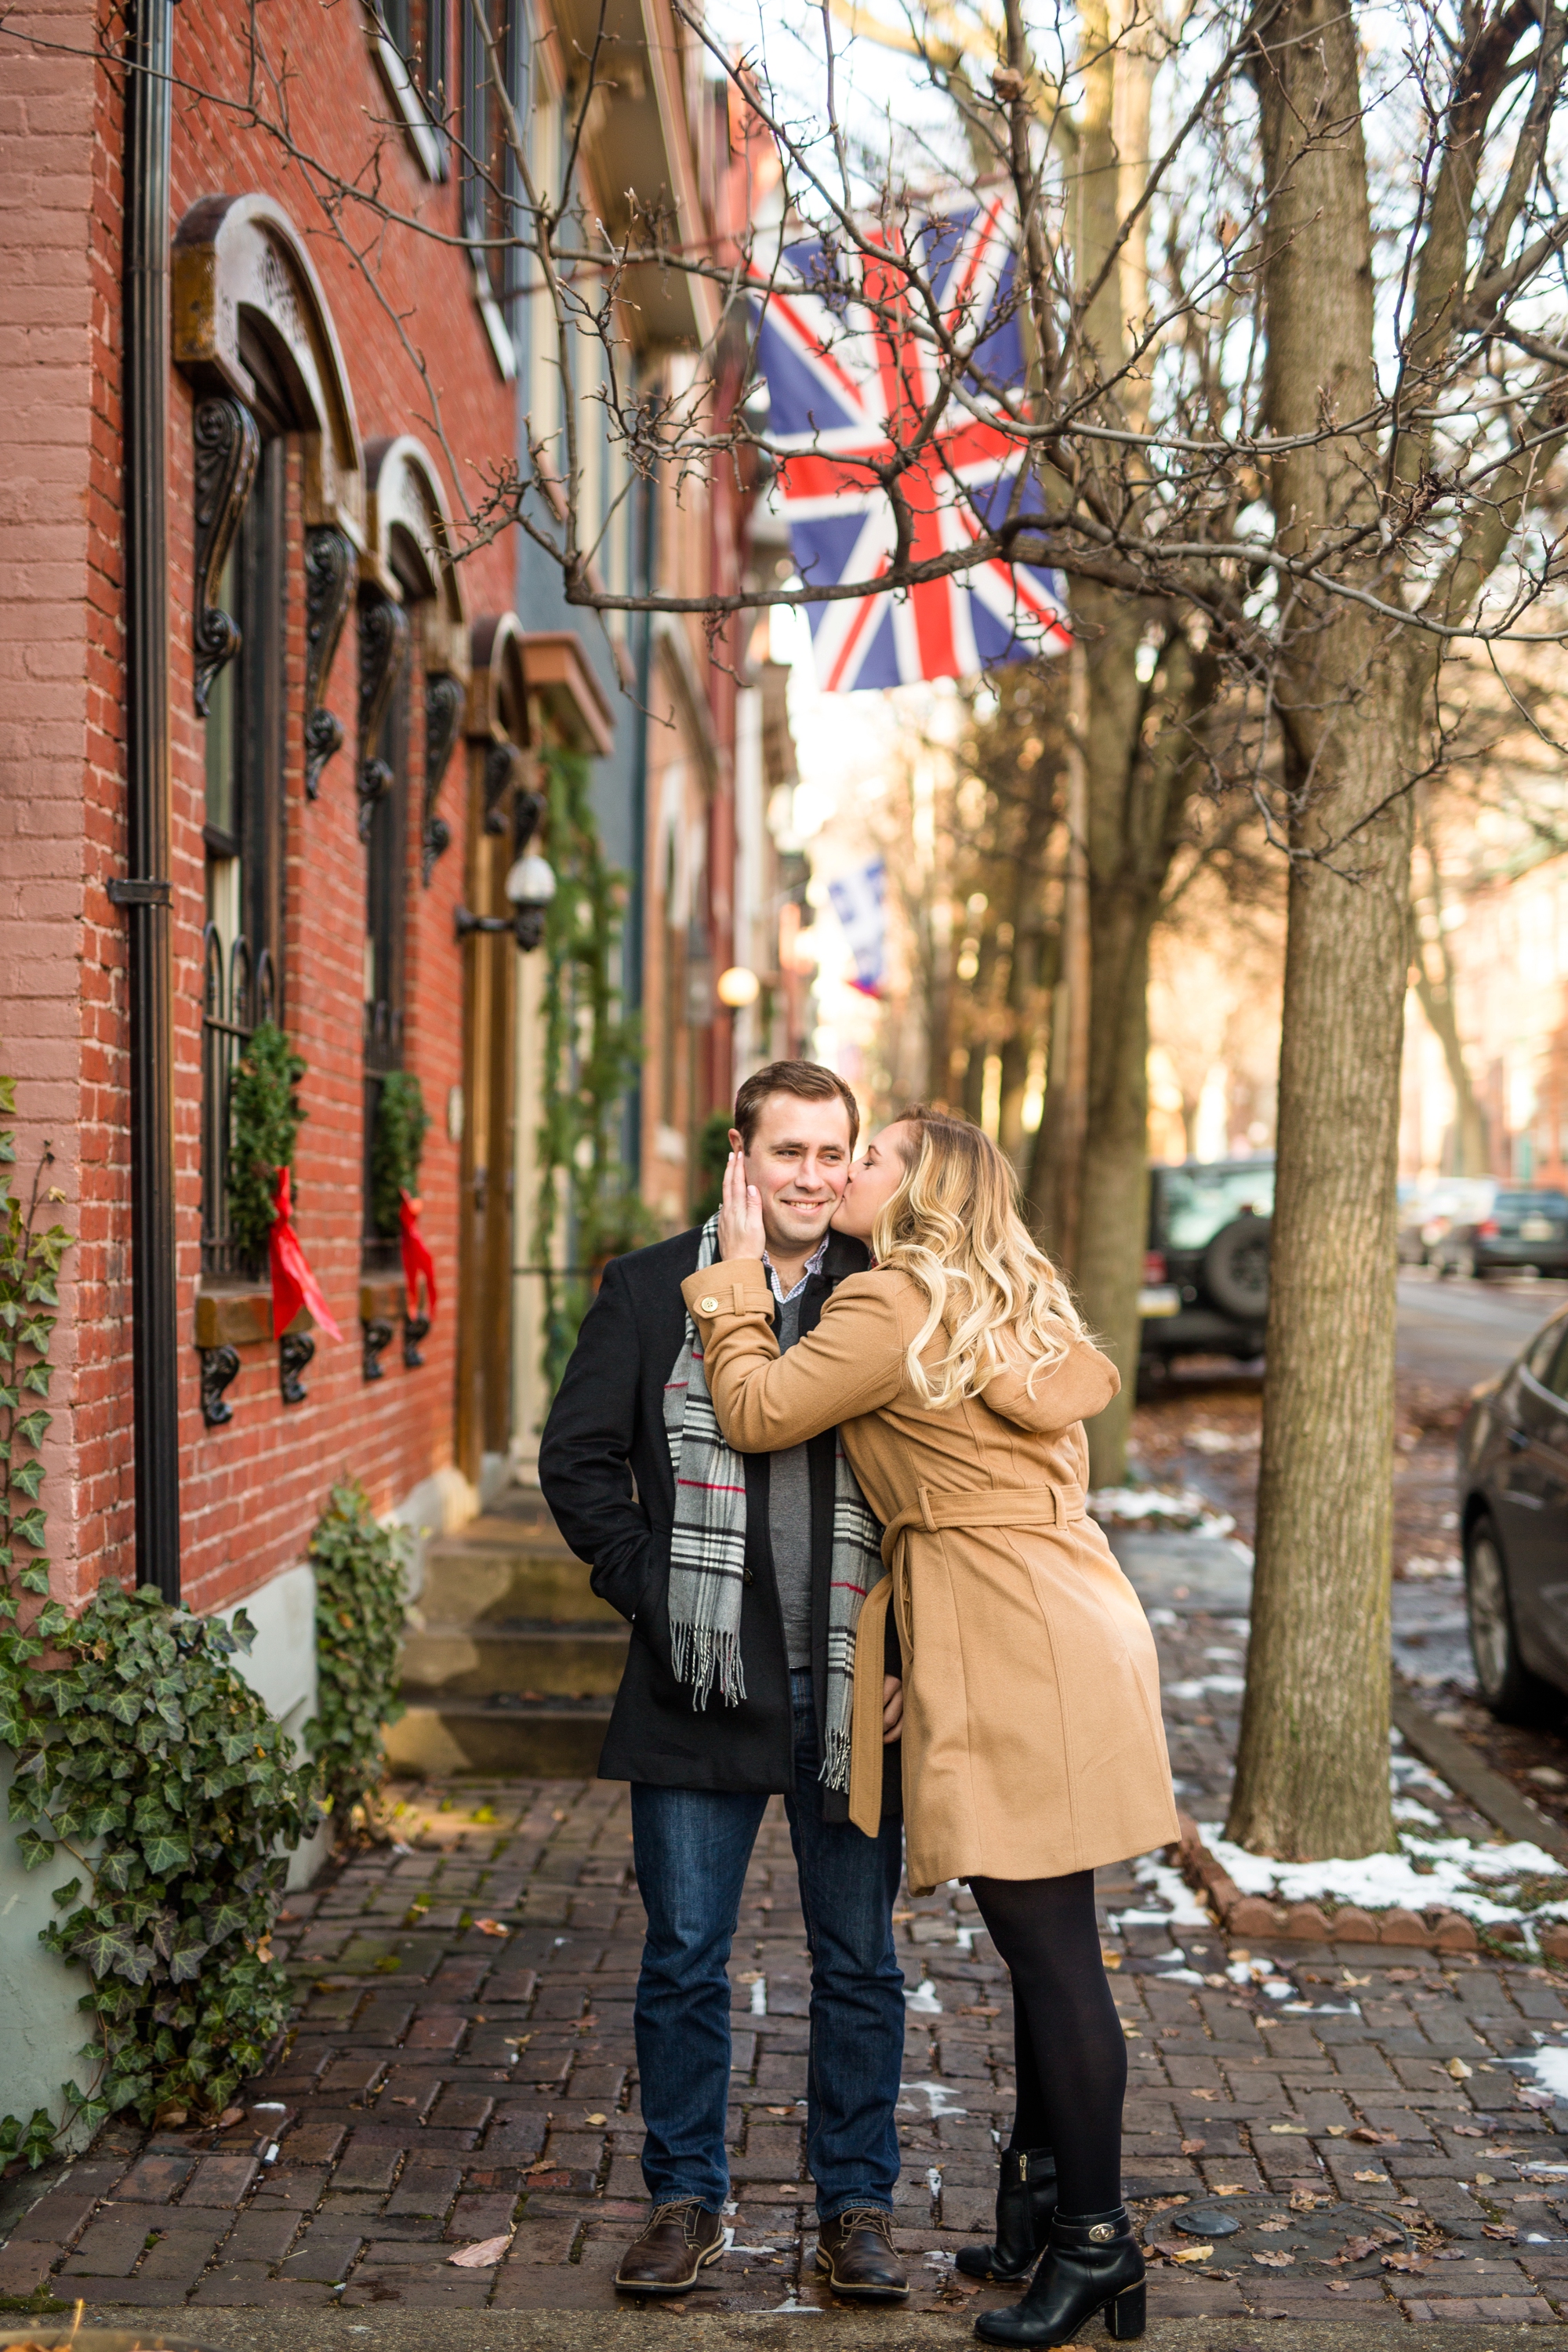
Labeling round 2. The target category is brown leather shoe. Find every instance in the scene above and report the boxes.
[614,2199,725,2295]
[815,2205,909,2300]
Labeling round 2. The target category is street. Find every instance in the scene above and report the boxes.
[1397,1270,1568,1391]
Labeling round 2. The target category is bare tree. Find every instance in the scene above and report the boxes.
[31,0,1568,1857]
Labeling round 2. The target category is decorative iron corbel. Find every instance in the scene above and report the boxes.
[362,1315,395,1381]
[192,395,260,716]
[358,587,409,841]
[303,527,357,798]
[482,739,516,835]
[403,1309,431,1369]
[514,786,545,856]
[279,1330,315,1406]
[198,1343,241,1428]
[422,671,465,883]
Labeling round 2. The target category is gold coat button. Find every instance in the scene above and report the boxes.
[699,1295,720,1313]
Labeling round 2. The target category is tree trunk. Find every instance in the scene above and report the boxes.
[1226,0,1403,1860]
[1412,956,1491,1177]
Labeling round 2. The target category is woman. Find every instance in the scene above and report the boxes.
[681,1106,1178,2347]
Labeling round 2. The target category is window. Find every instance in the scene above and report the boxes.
[201,433,285,1278]
[379,0,448,106]
[1156,1163,1276,1254]
[368,0,449,178]
[463,0,524,372]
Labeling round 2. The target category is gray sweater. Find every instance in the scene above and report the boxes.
[768,1292,815,1669]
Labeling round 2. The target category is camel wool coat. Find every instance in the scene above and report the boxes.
[681,1259,1180,1894]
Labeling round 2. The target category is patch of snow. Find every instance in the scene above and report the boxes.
[1186,1427,1261,1455]
[899,2080,969,2118]
[1147,1607,1178,1628]
[1205,1828,1568,1926]
[750,1977,768,2016]
[1404,1555,1463,1579]
[1129,1855,1213,1926]
[905,1977,943,2013]
[1168,1675,1247,1700]
[1520,2050,1568,2102]
[1089,1484,1236,1540]
[1205,1647,1244,1663]
[1392,1798,1443,1827]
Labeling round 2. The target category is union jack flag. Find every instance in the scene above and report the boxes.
[753,193,1071,692]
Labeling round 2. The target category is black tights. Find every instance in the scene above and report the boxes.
[967,1870,1125,2217]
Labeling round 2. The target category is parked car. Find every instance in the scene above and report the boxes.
[1139,1156,1274,1381]
[1433,1185,1568,1279]
[1398,1177,1497,1266]
[1458,1305,1568,1719]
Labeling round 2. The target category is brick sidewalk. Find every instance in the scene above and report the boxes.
[6,1605,1568,2325]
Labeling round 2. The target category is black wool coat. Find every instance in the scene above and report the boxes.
[538,1225,902,1819]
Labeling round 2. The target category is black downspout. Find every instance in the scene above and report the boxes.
[114,0,181,1602]
[622,459,657,1185]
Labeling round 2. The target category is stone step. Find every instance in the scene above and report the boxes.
[419,1525,619,1628]
[385,1696,612,1779]
[401,1621,629,1698]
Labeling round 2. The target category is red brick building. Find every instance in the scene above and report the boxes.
[1,0,798,2112]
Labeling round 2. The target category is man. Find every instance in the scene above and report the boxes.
[539,1061,907,2301]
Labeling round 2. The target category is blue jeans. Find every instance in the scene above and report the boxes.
[630,1669,905,2220]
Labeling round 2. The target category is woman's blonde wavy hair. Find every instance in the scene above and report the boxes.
[870,1105,1084,1409]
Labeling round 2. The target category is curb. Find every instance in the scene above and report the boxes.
[1171,1811,1511,1953]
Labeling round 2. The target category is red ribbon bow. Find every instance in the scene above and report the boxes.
[268,1166,343,1344]
[399,1189,437,1322]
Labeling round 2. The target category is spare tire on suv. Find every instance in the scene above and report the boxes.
[1203,1215,1272,1321]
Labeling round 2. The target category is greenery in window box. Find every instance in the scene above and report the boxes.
[304,1482,408,1829]
[532,745,646,1398]
[227,1019,306,1268]
[0,1073,318,2164]
[370,1072,430,1240]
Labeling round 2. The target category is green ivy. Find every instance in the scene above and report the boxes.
[532,746,648,1396]
[0,1075,318,2160]
[370,1073,430,1240]
[227,1020,305,1267]
[304,1483,408,1824]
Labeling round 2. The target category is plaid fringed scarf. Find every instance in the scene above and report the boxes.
[662,1216,884,1792]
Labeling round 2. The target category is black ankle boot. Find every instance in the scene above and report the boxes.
[974,2207,1145,2347]
[956,2147,1057,2282]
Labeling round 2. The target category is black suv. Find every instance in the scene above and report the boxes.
[1140,1156,1274,1381]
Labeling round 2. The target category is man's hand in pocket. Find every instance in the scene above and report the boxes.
[883,1675,904,1743]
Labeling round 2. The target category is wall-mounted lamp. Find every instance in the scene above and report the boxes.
[454,852,557,953]
[717,964,760,1009]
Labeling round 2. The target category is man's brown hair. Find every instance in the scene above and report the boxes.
[733,1060,860,1152]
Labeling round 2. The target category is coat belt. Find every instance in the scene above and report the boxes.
[848,1482,1087,1837]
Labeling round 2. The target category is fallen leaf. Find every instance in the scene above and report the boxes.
[1214,2184,1246,2197]
[1341,1971,1371,1986]
[766,2106,796,2116]
[448,2235,511,2268]
[1452,2124,1484,2136]
[1338,2236,1379,2263]
[583,2113,608,2126]
[1253,2250,1295,2267]
[1382,2252,1425,2274]
[390,2096,418,2107]
[217,2106,245,2128]
[1289,2192,1327,2213]
[1446,2058,1473,2080]
[1189,2089,1217,2102]
[735,1969,764,1984]
[1350,2127,1399,2144]
[474,1918,510,1938]
[1384,1967,1420,1982]
[1326,2125,1347,2136]
[1352,2169,1387,2183]
[1172,2245,1213,2264]
[1472,2172,1495,2187]
[1269,2123,1309,2135]
[1180,2139,1207,2155]
[1102,1954,1123,1971]
[1483,2223,1518,2241]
